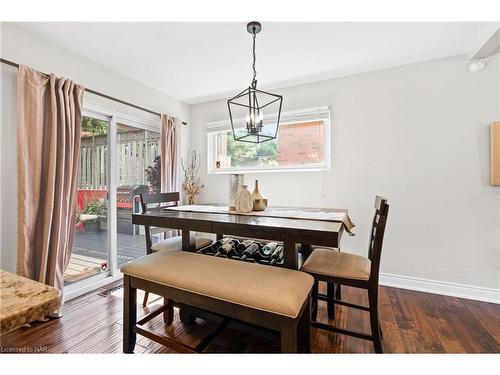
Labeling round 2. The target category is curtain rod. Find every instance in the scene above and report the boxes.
[0,58,187,125]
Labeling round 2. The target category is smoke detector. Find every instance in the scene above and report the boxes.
[468,60,487,72]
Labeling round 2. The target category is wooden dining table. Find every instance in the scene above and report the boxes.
[132,205,351,270]
[132,204,353,325]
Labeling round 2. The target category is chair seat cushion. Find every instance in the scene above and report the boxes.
[151,234,212,252]
[122,251,314,319]
[302,248,371,281]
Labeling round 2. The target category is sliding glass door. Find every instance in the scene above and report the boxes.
[64,114,111,287]
[115,122,160,266]
[64,108,160,298]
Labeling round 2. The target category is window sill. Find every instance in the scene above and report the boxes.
[207,166,331,175]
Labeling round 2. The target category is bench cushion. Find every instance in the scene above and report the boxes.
[302,248,371,281]
[122,251,313,319]
[151,234,212,252]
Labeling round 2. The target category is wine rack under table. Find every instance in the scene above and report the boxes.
[196,237,285,266]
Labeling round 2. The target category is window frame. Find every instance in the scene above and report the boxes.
[64,96,161,300]
[206,106,332,174]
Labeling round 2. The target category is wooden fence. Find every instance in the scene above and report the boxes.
[79,130,160,189]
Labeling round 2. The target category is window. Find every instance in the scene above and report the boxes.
[207,107,331,173]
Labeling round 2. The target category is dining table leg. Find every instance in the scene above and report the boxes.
[182,229,191,251]
[283,239,299,269]
[300,244,312,261]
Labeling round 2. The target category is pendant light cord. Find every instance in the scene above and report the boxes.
[252,30,257,87]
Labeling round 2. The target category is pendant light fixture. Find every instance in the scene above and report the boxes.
[227,21,283,144]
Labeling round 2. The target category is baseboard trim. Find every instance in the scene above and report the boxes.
[379,273,500,304]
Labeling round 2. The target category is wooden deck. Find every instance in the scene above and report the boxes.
[64,254,104,283]
[64,230,150,284]
[1,282,499,353]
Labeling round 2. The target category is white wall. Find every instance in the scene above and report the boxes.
[189,54,500,296]
[0,64,17,272]
[0,23,191,272]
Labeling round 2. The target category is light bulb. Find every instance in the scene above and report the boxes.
[258,110,264,121]
[245,113,250,123]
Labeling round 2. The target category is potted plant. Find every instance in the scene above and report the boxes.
[79,200,107,233]
[145,155,161,193]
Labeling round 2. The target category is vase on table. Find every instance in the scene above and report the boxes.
[234,185,253,213]
[251,180,268,211]
[187,194,196,205]
[228,174,244,211]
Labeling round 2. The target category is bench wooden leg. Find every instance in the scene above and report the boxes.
[297,295,311,353]
[123,275,137,353]
[311,280,318,322]
[280,319,298,353]
[163,298,174,326]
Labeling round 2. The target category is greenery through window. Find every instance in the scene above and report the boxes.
[210,119,328,172]
[82,116,108,136]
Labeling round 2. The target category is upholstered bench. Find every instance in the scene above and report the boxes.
[121,251,314,353]
[0,269,61,335]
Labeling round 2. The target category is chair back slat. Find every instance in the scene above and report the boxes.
[139,192,180,255]
[368,196,389,283]
[140,192,180,213]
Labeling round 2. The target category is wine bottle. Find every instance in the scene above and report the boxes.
[239,242,261,261]
[269,246,284,265]
[200,237,232,254]
[235,239,254,255]
[215,239,240,258]
[215,242,233,257]
[261,242,278,257]
[254,242,278,263]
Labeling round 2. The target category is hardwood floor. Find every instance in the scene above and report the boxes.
[1,282,499,353]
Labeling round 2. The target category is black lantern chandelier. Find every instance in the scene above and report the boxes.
[227,21,283,144]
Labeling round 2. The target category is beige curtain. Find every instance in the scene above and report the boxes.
[160,114,179,194]
[17,65,84,292]
[160,114,180,238]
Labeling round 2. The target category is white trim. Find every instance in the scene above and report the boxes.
[209,165,331,175]
[83,97,160,131]
[63,274,123,302]
[108,116,118,274]
[380,273,500,304]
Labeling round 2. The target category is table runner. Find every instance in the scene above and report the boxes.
[166,205,355,235]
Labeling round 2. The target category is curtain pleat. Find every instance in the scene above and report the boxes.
[160,114,179,194]
[160,114,180,238]
[17,65,84,292]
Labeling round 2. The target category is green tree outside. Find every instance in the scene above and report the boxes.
[226,131,278,167]
[82,116,108,136]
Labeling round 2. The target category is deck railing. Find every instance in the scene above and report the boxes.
[79,130,160,189]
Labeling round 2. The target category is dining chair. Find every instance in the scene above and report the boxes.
[306,245,342,318]
[139,192,213,309]
[301,196,389,353]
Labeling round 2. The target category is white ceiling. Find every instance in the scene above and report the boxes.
[15,22,498,104]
